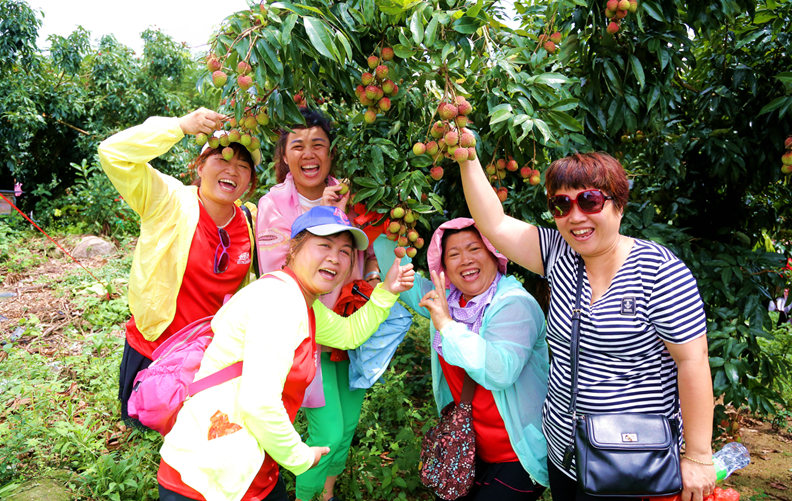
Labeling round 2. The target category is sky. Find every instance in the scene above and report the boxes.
[29,0,250,55]
[29,0,520,56]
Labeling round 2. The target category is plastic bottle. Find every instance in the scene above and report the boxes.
[713,442,750,481]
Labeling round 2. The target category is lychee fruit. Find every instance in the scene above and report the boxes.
[388,221,401,233]
[550,32,562,44]
[394,247,407,258]
[605,8,615,17]
[607,22,620,34]
[407,230,419,242]
[206,57,221,72]
[426,141,439,156]
[222,147,234,161]
[338,183,349,195]
[444,130,459,146]
[520,166,531,178]
[248,137,261,150]
[455,116,468,128]
[459,132,476,148]
[398,236,409,247]
[457,100,473,116]
[195,133,208,146]
[228,129,242,142]
[375,65,389,81]
[364,109,377,124]
[406,247,417,258]
[237,61,252,75]
[413,142,426,156]
[486,164,497,175]
[430,121,446,139]
[497,187,508,202]
[430,166,444,181]
[243,116,257,129]
[496,159,507,170]
[453,147,469,162]
[785,137,792,149]
[404,210,416,223]
[365,85,379,100]
[208,137,220,149]
[544,41,557,53]
[628,0,638,12]
[497,170,507,180]
[355,85,365,97]
[367,56,379,69]
[359,94,374,106]
[415,237,425,249]
[240,134,252,146]
[219,134,230,147]
[783,151,792,166]
[391,207,405,219]
[378,97,391,112]
[618,0,630,9]
[386,232,398,241]
[439,103,459,120]
[212,71,228,87]
[382,79,395,95]
[530,173,541,185]
[256,111,270,125]
[467,148,477,160]
[361,73,374,86]
[606,0,618,11]
[616,8,628,18]
[381,47,395,61]
[782,164,792,175]
[390,84,399,95]
[506,159,518,171]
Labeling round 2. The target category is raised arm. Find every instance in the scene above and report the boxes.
[458,157,544,275]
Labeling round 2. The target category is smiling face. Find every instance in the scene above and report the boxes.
[283,126,333,200]
[552,185,623,258]
[196,149,252,206]
[289,232,354,299]
[442,229,500,298]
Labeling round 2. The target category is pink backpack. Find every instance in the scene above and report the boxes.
[128,275,280,435]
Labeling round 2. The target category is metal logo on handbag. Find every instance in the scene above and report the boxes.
[562,256,683,498]
[419,373,477,500]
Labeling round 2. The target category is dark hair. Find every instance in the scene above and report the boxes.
[273,108,336,184]
[544,152,629,211]
[285,229,357,277]
[440,226,494,270]
[191,142,258,198]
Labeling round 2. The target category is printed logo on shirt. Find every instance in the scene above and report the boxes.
[258,228,287,250]
[620,296,637,316]
[237,252,251,265]
[333,207,350,225]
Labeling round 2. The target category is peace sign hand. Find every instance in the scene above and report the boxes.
[418,270,453,331]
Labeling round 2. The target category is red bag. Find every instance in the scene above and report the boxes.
[329,280,374,362]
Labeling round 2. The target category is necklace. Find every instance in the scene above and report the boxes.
[198,197,236,228]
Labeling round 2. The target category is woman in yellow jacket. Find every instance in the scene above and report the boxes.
[157,206,415,501]
[98,108,257,423]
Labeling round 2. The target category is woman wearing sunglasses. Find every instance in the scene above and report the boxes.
[457,153,714,501]
[158,206,415,501]
[98,107,257,424]
[375,218,549,499]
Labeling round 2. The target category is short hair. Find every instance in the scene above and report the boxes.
[191,143,257,198]
[285,229,357,277]
[544,152,629,211]
[273,108,336,184]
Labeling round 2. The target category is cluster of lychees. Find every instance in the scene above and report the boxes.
[480,158,541,203]
[782,137,792,175]
[537,32,563,54]
[355,48,399,124]
[605,0,638,34]
[193,107,269,166]
[412,96,476,181]
[385,206,424,258]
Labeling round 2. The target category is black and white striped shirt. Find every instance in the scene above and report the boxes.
[537,227,707,478]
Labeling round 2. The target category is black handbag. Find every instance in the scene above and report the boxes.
[561,256,683,497]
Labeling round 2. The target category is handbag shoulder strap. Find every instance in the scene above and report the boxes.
[460,373,477,404]
[568,255,586,415]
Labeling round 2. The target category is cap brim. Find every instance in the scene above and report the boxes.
[306,224,369,250]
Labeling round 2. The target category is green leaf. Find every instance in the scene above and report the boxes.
[641,0,665,22]
[370,146,385,179]
[724,361,740,385]
[303,17,338,62]
[759,96,791,115]
[490,109,513,125]
[531,73,570,85]
[256,39,283,77]
[603,62,622,94]
[410,11,424,45]
[647,86,661,112]
[393,44,417,58]
[425,15,439,47]
[356,177,380,188]
[466,0,484,18]
[628,55,645,89]
[441,42,454,62]
[451,17,480,34]
[281,14,298,48]
[550,98,579,112]
[547,110,583,131]
[533,119,553,143]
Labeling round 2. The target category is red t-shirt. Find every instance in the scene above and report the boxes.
[438,298,518,464]
[159,268,317,500]
[126,204,252,359]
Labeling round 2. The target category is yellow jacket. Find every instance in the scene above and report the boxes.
[160,270,400,501]
[98,117,256,341]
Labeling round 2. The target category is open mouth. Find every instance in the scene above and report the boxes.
[571,228,594,240]
[460,269,480,282]
[218,178,237,192]
[318,268,337,280]
[301,164,321,178]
